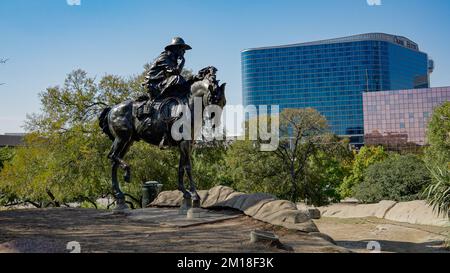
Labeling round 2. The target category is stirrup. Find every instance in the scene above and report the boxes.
[138,118,151,135]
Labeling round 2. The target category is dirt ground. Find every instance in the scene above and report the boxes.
[0,208,346,253]
[2,208,448,253]
[314,217,450,253]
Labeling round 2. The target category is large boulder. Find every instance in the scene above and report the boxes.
[318,200,449,227]
[383,200,449,226]
[201,186,236,208]
[297,203,321,219]
[150,190,183,206]
[151,186,318,232]
[319,200,397,219]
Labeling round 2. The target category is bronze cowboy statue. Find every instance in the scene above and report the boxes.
[142,37,192,101]
[99,37,227,210]
[139,37,197,148]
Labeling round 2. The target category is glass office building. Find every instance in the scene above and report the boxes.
[363,87,450,150]
[242,33,432,145]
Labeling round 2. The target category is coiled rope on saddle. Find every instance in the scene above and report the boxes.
[156,96,184,123]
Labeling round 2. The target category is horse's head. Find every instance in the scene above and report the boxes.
[191,66,227,109]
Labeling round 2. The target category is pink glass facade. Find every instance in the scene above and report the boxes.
[363,87,450,149]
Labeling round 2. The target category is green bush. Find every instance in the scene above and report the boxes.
[354,154,431,203]
[423,102,450,217]
[339,146,388,198]
[0,147,14,170]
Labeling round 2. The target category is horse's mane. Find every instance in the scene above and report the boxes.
[190,66,218,96]
[190,79,210,97]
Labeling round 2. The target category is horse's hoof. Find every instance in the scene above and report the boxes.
[114,202,129,212]
[183,192,192,199]
[191,192,200,201]
[192,199,201,208]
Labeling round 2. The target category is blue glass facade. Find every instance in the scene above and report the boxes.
[242,33,430,145]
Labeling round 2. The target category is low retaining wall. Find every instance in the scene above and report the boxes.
[151,186,319,233]
[319,200,449,227]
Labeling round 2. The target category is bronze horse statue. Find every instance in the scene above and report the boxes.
[99,67,226,210]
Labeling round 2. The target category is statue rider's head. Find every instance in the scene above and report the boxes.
[165,37,192,57]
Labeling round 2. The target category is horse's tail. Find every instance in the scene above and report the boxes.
[99,107,114,141]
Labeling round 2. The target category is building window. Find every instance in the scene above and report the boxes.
[400,122,405,129]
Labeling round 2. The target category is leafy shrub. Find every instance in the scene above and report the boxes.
[354,154,431,203]
[339,146,387,198]
[0,147,14,170]
[423,166,450,217]
[423,102,450,217]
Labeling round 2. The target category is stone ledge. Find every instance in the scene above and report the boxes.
[151,186,318,233]
[318,200,449,227]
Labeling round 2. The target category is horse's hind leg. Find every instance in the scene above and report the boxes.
[108,137,132,209]
[109,136,133,183]
[118,138,133,183]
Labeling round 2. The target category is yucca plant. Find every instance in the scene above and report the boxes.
[424,166,450,249]
[424,166,450,217]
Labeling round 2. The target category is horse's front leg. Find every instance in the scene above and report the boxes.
[181,141,200,207]
[178,141,190,200]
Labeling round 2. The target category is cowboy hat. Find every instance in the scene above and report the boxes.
[165,37,192,51]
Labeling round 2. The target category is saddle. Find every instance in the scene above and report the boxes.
[136,85,189,121]
[136,97,183,121]
[134,96,185,142]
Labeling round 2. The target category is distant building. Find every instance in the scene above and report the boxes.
[242,33,433,146]
[0,133,25,147]
[363,87,450,150]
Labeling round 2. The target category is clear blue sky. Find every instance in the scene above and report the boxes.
[1,0,450,133]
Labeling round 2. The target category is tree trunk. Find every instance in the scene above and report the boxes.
[289,159,298,202]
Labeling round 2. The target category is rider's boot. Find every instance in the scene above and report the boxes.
[138,117,152,135]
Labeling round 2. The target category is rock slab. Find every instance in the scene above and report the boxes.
[151,186,318,232]
[318,200,449,227]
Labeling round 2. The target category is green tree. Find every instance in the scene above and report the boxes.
[0,146,15,205]
[425,101,450,167]
[339,146,388,198]
[0,147,14,170]
[191,142,234,190]
[226,140,287,197]
[354,154,431,203]
[423,102,450,216]
[226,108,351,206]
[306,149,350,205]
[0,134,64,207]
